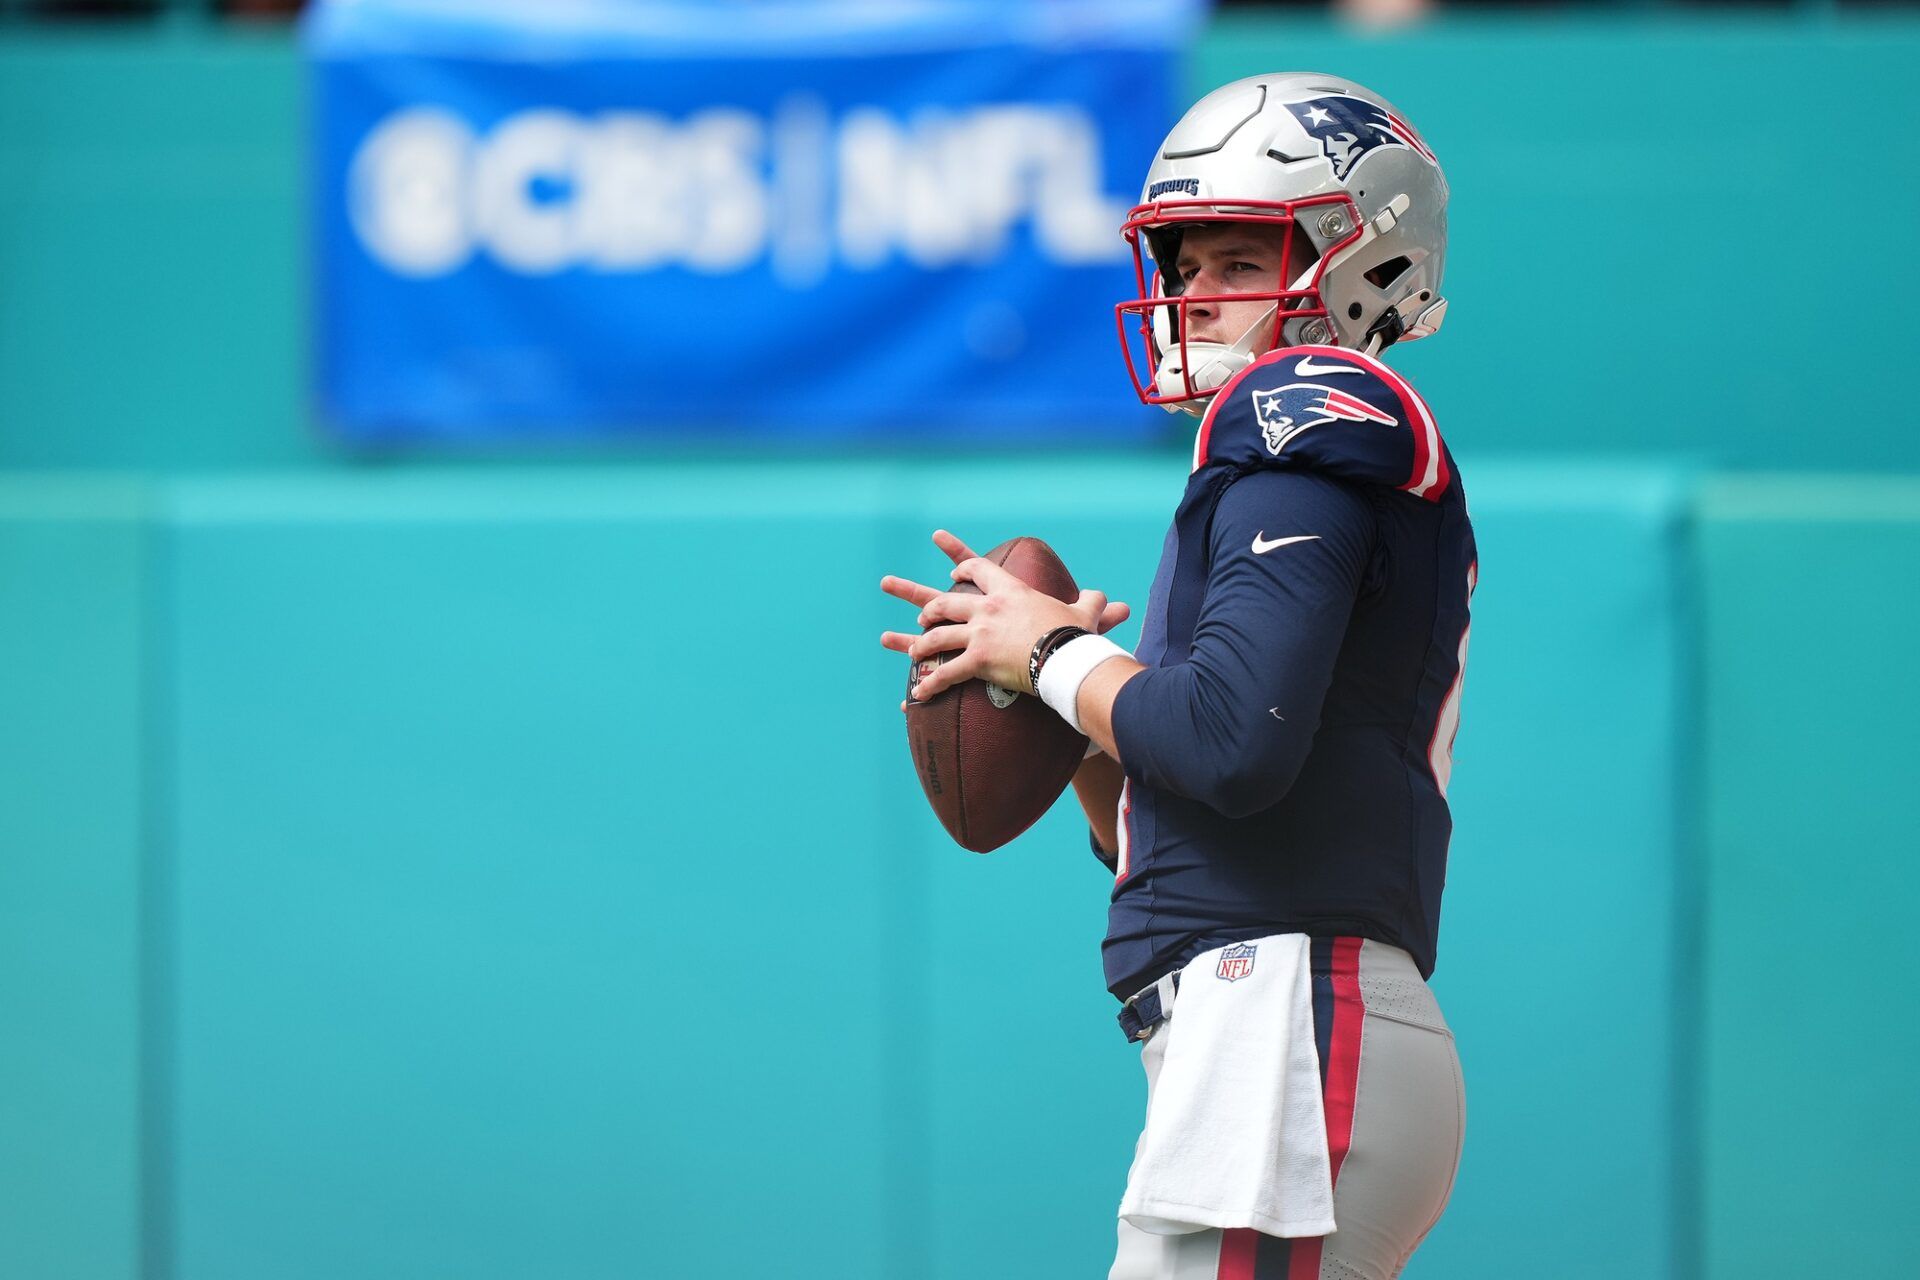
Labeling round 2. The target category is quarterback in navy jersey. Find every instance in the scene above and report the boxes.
[882,73,1472,1280]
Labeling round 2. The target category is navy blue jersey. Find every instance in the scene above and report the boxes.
[1102,345,1476,999]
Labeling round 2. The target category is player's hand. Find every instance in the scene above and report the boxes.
[878,530,1128,703]
[907,530,1131,636]
[920,531,1130,635]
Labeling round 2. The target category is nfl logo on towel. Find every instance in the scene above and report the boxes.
[1216,943,1257,982]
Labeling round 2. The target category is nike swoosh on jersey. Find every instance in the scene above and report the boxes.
[1294,356,1363,377]
[1251,533,1322,554]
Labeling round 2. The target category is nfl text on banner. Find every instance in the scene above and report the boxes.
[307,0,1207,442]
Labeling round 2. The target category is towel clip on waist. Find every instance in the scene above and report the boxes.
[1116,969,1182,1043]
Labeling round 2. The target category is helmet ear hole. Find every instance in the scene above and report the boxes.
[1363,255,1413,289]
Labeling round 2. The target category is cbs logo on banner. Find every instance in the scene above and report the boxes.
[350,102,1130,282]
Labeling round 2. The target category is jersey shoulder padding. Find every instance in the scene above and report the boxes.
[1192,345,1452,501]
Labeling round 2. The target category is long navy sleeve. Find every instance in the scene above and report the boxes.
[1111,468,1374,819]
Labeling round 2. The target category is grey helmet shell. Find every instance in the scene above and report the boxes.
[1133,73,1448,402]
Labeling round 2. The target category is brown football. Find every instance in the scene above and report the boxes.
[904,536,1089,853]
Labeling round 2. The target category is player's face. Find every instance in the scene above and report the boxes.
[1171,222,1311,348]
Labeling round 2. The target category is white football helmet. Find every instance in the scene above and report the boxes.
[1117,72,1449,414]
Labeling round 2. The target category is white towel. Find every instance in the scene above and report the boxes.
[1117,934,1335,1238]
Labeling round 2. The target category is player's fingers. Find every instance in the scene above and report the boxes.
[918,592,980,626]
[951,555,1018,593]
[932,529,981,565]
[1097,601,1132,633]
[908,625,969,660]
[1074,589,1109,623]
[880,574,941,607]
[879,630,916,653]
[912,649,979,701]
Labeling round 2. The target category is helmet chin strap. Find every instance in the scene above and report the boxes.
[1153,310,1269,413]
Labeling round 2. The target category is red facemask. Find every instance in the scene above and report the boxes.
[1115,194,1364,409]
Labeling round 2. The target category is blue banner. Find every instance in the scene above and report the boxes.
[307,0,1204,444]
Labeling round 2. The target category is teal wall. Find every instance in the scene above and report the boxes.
[6,465,1920,1278]
[0,32,304,470]
[3,14,1919,470]
[0,480,149,1280]
[1698,478,1920,1280]
[157,471,906,1279]
[0,458,1715,1280]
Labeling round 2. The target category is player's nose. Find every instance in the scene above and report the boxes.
[1183,266,1222,313]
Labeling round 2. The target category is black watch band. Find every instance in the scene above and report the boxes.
[1028,625,1092,696]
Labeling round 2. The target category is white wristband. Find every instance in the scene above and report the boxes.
[1037,634,1130,734]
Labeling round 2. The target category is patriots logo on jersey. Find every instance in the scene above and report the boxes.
[1284,94,1438,183]
[1252,381,1400,456]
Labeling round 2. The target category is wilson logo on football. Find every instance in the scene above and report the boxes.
[908,654,944,700]
[1252,382,1399,455]
[1216,943,1258,982]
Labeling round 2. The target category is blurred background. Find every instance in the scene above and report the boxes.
[2,0,1916,1277]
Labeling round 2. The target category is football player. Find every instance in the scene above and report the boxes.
[881,73,1473,1280]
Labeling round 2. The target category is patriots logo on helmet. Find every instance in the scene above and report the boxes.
[1284,94,1438,183]
[1252,381,1399,455]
